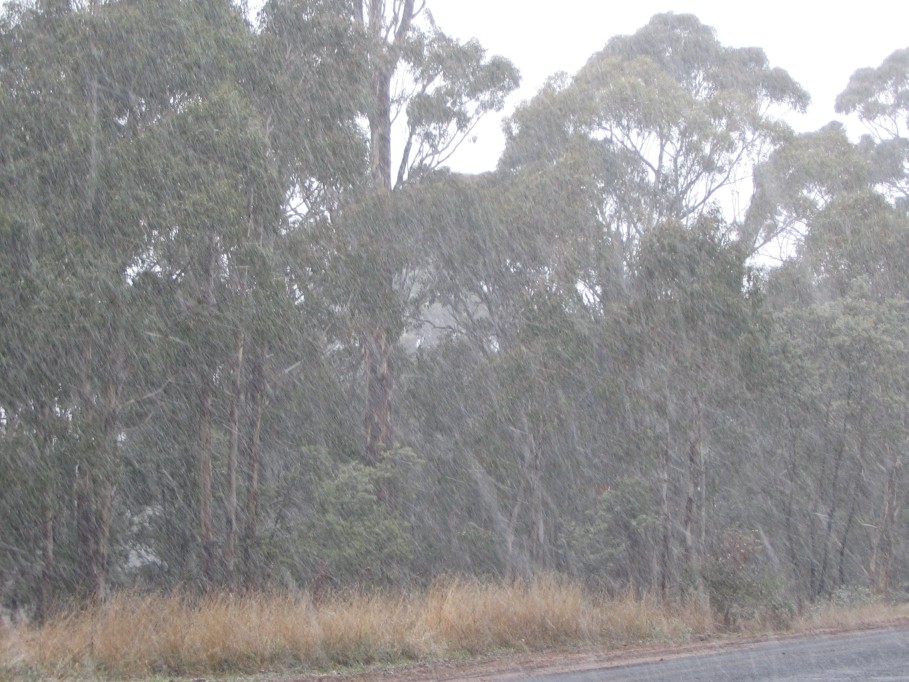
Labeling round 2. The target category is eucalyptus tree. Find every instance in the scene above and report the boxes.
[0,195,76,616]
[261,0,519,466]
[419,170,611,576]
[758,185,909,599]
[744,122,874,259]
[0,0,290,599]
[0,0,156,603]
[97,2,295,588]
[117,88,286,587]
[749,96,909,597]
[836,47,909,207]
[502,12,809,286]
[762,278,909,598]
[494,13,807,593]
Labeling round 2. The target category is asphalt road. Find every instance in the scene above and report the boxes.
[520,627,909,681]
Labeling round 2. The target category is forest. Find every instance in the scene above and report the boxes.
[1,0,909,627]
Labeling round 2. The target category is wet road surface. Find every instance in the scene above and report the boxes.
[521,627,909,681]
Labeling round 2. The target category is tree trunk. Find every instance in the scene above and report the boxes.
[199,383,216,587]
[518,411,547,572]
[683,396,704,589]
[660,394,672,603]
[198,232,218,587]
[359,1,416,468]
[871,455,902,594]
[74,345,118,604]
[369,62,393,191]
[39,501,54,621]
[363,54,395,468]
[816,391,851,597]
[363,325,393,468]
[243,353,265,586]
[75,467,113,603]
[225,331,244,587]
[837,473,860,588]
[37,405,55,621]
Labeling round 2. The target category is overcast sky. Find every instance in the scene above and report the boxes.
[426,1,909,172]
[9,1,899,174]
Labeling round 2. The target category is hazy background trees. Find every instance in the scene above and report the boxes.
[1,1,908,617]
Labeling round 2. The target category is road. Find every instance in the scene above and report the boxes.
[515,627,909,681]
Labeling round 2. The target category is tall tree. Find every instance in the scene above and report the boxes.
[259,0,518,465]
[502,12,809,284]
[836,47,909,207]
[0,0,285,595]
[496,12,806,593]
[354,0,518,464]
[746,91,909,598]
[0,0,146,601]
[744,122,873,259]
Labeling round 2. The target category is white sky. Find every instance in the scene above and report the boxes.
[8,1,902,174]
[426,0,909,173]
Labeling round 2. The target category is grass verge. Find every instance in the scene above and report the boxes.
[1,578,906,680]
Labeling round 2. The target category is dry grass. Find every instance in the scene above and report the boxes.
[0,578,714,680]
[3,578,904,680]
[792,599,909,633]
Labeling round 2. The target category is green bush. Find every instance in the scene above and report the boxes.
[703,530,795,629]
[569,475,660,589]
[302,452,415,587]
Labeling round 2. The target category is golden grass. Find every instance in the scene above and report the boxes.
[792,599,909,632]
[4,578,904,680]
[0,578,715,680]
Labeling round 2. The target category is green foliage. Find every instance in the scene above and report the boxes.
[745,123,873,250]
[298,449,415,586]
[255,0,369,200]
[401,29,520,177]
[836,47,909,205]
[3,1,909,616]
[836,47,909,130]
[702,530,795,629]
[570,476,661,590]
[503,12,808,263]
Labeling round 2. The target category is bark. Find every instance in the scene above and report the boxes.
[74,344,119,603]
[363,325,394,468]
[369,62,394,191]
[683,396,704,588]
[365,0,417,190]
[37,405,55,621]
[817,400,850,597]
[784,415,805,603]
[518,411,547,571]
[225,331,245,586]
[529,440,546,570]
[683,455,695,569]
[464,449,530,581]
[199,384,216,587]
[75,466,113,603]
[360,0,417,467]
[837,472,860,587]
[659,394,672,603]
[39,501,54,621]
[243,353,265,585]
[198,233,218,586]
[871,456,902,594]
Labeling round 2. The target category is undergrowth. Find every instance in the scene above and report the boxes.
[1,577,907,680]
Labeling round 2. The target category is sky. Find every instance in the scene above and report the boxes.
[6,1,903,173]
[425,0,909,173]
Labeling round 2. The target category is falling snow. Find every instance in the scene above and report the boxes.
[1,2,908,678]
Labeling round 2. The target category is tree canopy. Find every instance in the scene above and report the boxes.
[1,2,908,621]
